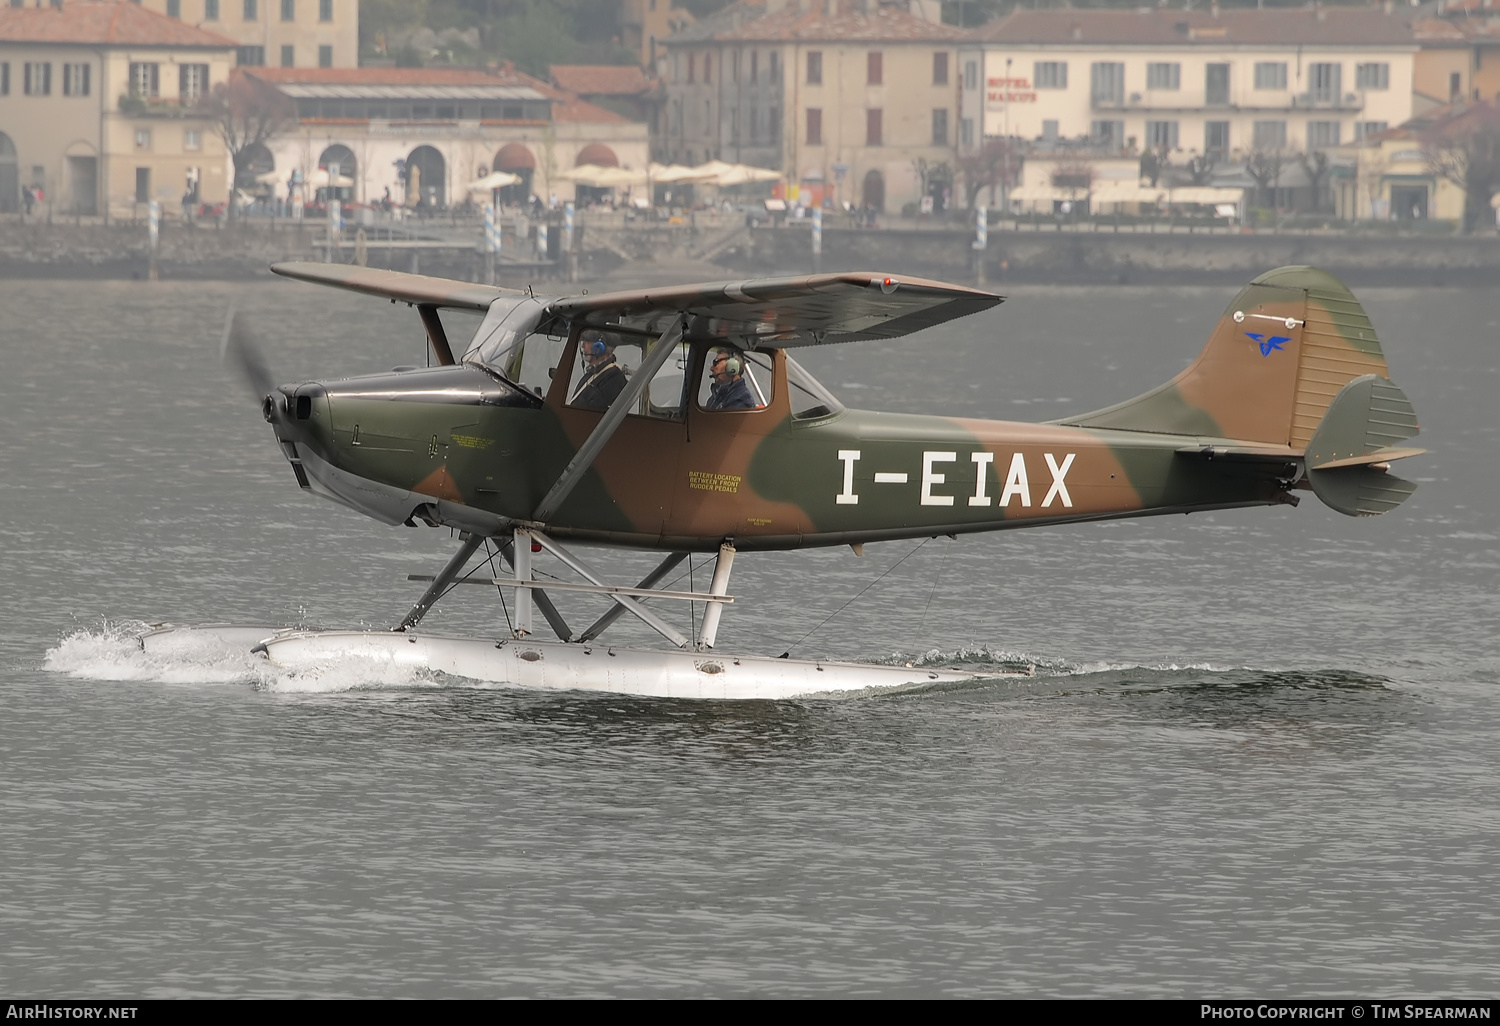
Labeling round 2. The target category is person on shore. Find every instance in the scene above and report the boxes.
[704,347,757,411]
[21,185,33,216]
[570,337,627,411]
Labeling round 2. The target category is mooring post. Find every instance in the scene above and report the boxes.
[811,205,822,274]
[147,199,159,281]
[973,204,987,287]
[484,202,498,285]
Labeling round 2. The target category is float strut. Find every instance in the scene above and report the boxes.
[696,542,736,650]
[512,526,533,636]
[395,533,485,632]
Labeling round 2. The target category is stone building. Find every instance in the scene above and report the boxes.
[0,0,235,218]
[243,66,648,210]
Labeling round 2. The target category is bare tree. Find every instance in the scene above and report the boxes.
[1245,147,1289,208]
[957,137,1020,209]
[201,71,295,219]
[1139,143,1171,187]
[1423,101,1500,233]
[1298,150,1331,212]
[1184,152,1217,187]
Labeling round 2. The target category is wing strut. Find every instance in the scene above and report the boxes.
[531,317,685,523]
[417,304,456,366]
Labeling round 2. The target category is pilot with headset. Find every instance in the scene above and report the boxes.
[704,346,757,411]
[570,335,627,410]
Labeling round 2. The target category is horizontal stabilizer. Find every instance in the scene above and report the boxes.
[1308,465,1418,517]
[1306,374,1421,516]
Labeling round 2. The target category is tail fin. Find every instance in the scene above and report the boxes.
[1058,265,1422,516]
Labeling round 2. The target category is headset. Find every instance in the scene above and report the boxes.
[587,338,610,357]
[714,351,742,376]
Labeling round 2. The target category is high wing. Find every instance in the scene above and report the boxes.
[271,262,1002,347]
[550,272,1002,347]
[271,262,520,312]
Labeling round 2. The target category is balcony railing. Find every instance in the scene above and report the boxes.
[118,94,204,118]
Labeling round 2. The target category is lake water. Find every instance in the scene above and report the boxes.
[1,274,1496,997]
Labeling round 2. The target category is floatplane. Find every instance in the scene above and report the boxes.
[145,262,1421,699]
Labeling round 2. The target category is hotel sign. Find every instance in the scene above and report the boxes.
[986,77,1037,108]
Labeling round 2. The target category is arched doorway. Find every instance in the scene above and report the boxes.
[406,145,445,210]
[317,143,357,202]
[493,142,534,205]
[575,142,619,168]
[574,143,619,206]
[862,169,885,212]
[236,141,275,199]
[0,133,18,214]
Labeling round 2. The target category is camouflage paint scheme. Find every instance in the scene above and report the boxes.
[264,265,1420,555]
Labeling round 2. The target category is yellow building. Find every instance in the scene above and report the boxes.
[1336,103,1476,224]
[138,0,358,69]
[1413,3,1500,114]
[0,0,235,218]
[661,0,962,213]
[962,8,1420,161]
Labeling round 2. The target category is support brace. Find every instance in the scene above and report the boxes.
[524,529,690,649]
[578,552,688,642]
[395,533,484,632]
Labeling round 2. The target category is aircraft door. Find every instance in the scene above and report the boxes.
[553,329,691,541]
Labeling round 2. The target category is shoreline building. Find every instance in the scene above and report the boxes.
[136,0,358,69]
[0,0,235,218]
[660,0,961,213]
[242,66,648,210]
[960,7,1420,166]
[1412,1,1500,112]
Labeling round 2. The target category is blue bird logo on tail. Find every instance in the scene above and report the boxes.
[1245,332,1291,357]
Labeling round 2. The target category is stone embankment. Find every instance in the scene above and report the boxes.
[3,216,1498,286]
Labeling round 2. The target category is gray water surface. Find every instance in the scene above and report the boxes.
[1,277,1496,997]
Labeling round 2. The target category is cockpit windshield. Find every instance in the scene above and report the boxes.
[784,351,844,420]
[463,296,550,375]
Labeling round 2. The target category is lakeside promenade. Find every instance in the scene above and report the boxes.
[2,209,1496,286]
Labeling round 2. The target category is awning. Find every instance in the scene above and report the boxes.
[1008,184,1080,202]
[557,164,647,187]
[465,171,522,192]
[1166,186,1245,205]
[1091,182,1167,204]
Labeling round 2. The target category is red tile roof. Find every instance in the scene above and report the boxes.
[550,64,654,97]
[978,8,1418,47]
[552,96,633,124]
[676,0,962,44]
[248,65,552,91]
[0,0,235,47]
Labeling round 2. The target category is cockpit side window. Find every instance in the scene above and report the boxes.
[566,329,690,420]
[784,351,844,421]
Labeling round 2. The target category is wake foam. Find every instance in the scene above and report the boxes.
[878,644,1226,679]
[42,622,451,694]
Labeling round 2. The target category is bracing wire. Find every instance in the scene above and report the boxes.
[780,538,930,658]
[915,536,952,642]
